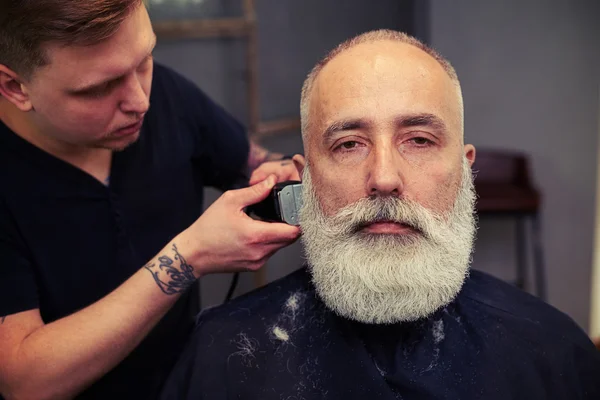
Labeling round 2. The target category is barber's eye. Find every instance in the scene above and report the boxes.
[88,84,111,97]
[77,79,120,98]
[139,55,154,71]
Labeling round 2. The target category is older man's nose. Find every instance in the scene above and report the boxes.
[368,147,404,197]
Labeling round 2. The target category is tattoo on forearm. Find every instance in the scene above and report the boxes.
[144,244,196,295]
[1,316,6,324]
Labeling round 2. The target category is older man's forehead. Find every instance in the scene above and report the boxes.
[308,41,462,136]
[320,41,448,83]
[316,53,451,109]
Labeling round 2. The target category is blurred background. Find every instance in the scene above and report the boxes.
[146,0,600,337]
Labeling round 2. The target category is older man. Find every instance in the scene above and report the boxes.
[160,30,600,400]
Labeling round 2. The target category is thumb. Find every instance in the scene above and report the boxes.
[233,174,277,208]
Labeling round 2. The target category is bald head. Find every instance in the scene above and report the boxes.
[300,30,464,148]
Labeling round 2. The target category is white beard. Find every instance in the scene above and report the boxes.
[299,159,477,324]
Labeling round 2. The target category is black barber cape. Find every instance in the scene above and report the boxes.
[161,268,600,400]
[0,63,248,399]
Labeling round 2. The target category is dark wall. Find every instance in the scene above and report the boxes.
[430,0,600,331]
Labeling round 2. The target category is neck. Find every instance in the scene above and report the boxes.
[0,99,112,184]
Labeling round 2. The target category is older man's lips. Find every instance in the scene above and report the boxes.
[361,221,416,234]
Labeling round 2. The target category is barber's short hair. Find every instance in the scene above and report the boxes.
[0,0,143,79]
[300,30,461,140]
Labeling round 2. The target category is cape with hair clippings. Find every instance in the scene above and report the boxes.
[160,267,600,400]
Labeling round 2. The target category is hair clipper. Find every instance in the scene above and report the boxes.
[246,180,303,226]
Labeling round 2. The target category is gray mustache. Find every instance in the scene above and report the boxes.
[328,196,438,238]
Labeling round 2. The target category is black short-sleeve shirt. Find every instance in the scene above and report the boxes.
[0,63,249,399]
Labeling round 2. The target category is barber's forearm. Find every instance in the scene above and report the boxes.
[247,140,284,171]
[4,239,195,400]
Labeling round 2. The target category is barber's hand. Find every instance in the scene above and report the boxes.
[177,175,301,277]
[249,154,304,185]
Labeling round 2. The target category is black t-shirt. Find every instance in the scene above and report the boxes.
[0,63,249,399]
[160,268,600,400]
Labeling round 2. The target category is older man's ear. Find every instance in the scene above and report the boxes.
[293,154,306,180]
[465,144,476,167]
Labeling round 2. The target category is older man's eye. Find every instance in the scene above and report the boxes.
[336,141,360,150]
[410,137,433,146]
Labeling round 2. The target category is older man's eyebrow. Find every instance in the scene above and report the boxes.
[323,118,372,141]
[396,113,448,134]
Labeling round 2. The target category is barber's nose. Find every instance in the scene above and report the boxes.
[367,145,404,197]
[120,73,150,115]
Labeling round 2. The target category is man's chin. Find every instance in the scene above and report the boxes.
[354,230,424,248]
[305,234,470,324]
[310,259,469,324]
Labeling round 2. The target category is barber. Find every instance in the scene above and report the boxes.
[0,0,300,399]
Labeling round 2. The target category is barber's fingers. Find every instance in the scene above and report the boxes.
[249,170,270,186]
[249,161,280,186]
[246,219,301,244]
[225,175,277,209]
[249,159,302,185]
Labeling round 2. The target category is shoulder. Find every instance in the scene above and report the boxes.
[165,267,317,390]
[0,192,11,224]
[150,62,210,106]
[0,152,20,217]
[149,62,233,125]
[0,128,22,192]
[185,267,328,363]
[195,268,314,337]
[151,62,191,88]
[148,63,190,116]
[462,269,595,352]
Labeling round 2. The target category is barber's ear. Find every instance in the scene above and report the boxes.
[0,65,33,112]
[464,144,476,167]
[292,154,305,179]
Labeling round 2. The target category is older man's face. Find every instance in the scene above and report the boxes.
[299,40,477,324]
[306,40,474,221]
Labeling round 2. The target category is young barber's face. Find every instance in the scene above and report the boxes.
[22,3,155,151]
[305,40,474,226]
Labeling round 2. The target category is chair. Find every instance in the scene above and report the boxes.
[473,150,546,300]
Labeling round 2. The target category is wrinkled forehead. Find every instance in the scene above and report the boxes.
[308,41,462,139]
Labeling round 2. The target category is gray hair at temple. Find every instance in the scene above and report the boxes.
[299,29,464,144]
